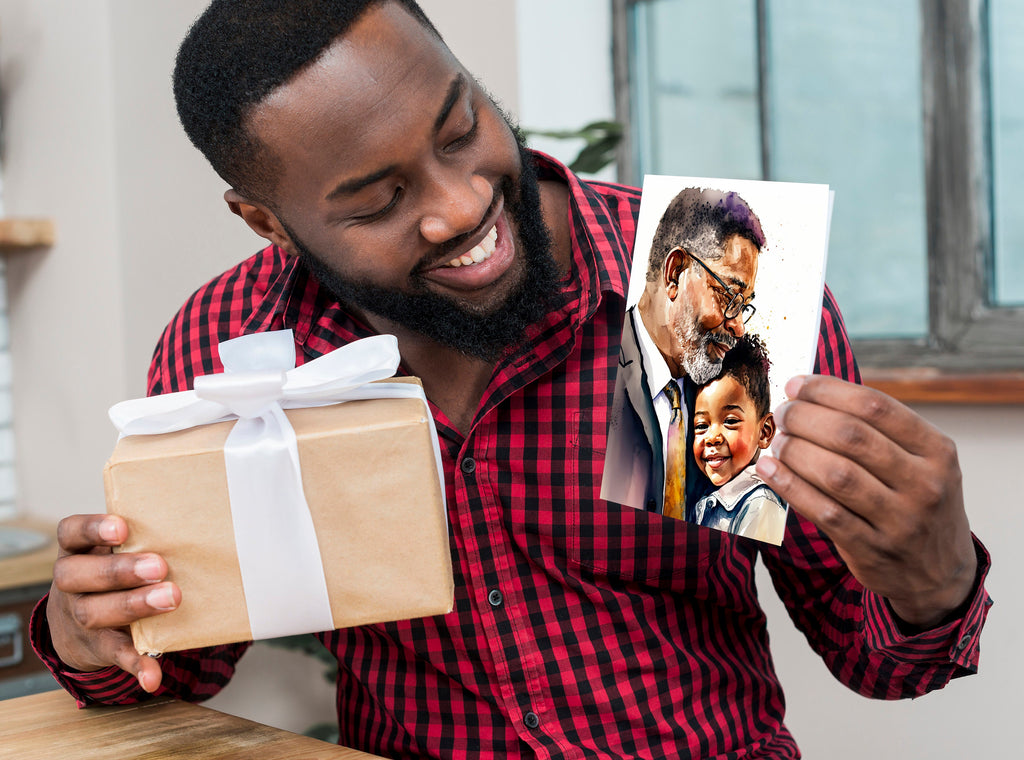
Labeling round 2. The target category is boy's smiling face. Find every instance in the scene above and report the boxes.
[692,375,775,486]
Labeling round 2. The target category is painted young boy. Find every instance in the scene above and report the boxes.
[692,334,788,544]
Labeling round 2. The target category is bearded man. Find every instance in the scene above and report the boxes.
[34,2,990,758]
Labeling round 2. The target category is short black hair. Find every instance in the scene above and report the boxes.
[173,0,440,205]
[712,333,772,418]
[646,187,766,282]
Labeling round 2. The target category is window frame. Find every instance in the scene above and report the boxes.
[612,0,1024,400]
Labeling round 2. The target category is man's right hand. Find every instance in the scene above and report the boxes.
[47,514,180,693]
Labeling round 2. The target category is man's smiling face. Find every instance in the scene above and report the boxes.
[243,2,559,359]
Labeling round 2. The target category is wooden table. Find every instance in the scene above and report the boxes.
[0,689,387,759]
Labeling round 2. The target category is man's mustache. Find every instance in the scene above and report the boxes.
[704,328,737,355]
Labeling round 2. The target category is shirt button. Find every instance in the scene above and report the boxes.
[647,498,657,511]
[487,589,504,607]
[523,711,540,729]
[956,634,972,651]
[460,457,476,474]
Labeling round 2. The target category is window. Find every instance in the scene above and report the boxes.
[613,0,1024,376]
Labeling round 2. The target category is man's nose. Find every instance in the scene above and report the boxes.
[419,170,492,245]
[723,312,746,338]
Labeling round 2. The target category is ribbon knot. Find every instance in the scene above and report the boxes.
[194,370,288,419]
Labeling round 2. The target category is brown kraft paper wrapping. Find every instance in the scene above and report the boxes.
[104,395,454,655]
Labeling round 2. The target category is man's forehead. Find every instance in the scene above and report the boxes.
[717,236,759,287]
[245,2,462,171]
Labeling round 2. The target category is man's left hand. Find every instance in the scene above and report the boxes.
[756,375,977,629]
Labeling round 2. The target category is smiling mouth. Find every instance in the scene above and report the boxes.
[703,454,730,469]
[444,225,497,268]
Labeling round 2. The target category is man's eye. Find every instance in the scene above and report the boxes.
[353,188,403,222]
[714,287,735,306]
[444,111,479,153]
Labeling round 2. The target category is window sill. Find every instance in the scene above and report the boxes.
[861,368,1024,405]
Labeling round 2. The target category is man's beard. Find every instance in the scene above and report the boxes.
[676,318,737,385]
[289,144,562,362]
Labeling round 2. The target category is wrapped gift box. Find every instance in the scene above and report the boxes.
[104,337,453,656]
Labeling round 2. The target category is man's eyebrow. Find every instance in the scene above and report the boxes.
[324,74,467,203]
[723,275,750,292]
[719,277,755,302]
[326,165,398,201]
[434,74,466,134]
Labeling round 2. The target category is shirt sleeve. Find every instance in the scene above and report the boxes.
[758,286,993,698]
[29,594,251,707]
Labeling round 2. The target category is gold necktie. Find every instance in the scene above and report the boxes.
[662,379,686,520]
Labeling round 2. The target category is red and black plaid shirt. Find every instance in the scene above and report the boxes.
[33,153,991,759]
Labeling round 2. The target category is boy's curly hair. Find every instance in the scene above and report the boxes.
[713,333,772,418]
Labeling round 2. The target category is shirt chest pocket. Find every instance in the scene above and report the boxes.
[564,413,725,590]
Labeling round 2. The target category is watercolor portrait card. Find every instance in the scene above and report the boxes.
[601,175,832,545]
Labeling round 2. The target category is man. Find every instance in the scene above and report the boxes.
[34,1,990,758]
[602,187,765,520]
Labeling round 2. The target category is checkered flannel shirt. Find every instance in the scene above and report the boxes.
[32,152,991,759]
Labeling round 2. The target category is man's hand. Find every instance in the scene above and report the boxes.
[47,514,181,693]
[756,375,977,629]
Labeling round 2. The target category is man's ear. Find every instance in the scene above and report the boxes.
[663,248,686,299]
[224,189,297,256]
[758,412,776,449]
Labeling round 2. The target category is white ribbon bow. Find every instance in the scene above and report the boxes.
[109,330,425,641]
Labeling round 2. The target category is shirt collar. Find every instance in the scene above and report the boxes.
[532,151,632,307]
[703,464,764,511]
[631,307,674,404]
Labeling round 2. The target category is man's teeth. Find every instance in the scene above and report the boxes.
[446,226,498,268]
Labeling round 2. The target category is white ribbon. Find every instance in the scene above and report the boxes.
[109,330,440,641]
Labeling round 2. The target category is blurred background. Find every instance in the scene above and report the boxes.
[0,1,1018,756]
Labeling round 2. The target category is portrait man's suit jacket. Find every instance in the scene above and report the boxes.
[601,306,705,519]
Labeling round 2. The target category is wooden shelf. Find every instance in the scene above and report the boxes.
[0,517,57,592]
[861,367,1024,405]
[0,218,55,249]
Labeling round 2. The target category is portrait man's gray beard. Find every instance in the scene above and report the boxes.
[675,318,738,384]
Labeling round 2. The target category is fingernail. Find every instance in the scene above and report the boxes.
[146,585,177,611]
[785,375,807,398]
[98,518,120,543]
[757,456,778,479]
[135,557,164,582]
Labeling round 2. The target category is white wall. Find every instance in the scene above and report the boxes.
[516,0,617,180]
[0,0,263,524]
[0,1,1017,755]
[759,403,1020,757]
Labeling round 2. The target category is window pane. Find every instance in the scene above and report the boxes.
[767,1,928,339]
[629,0,761,180]
[990,0,1024,307]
